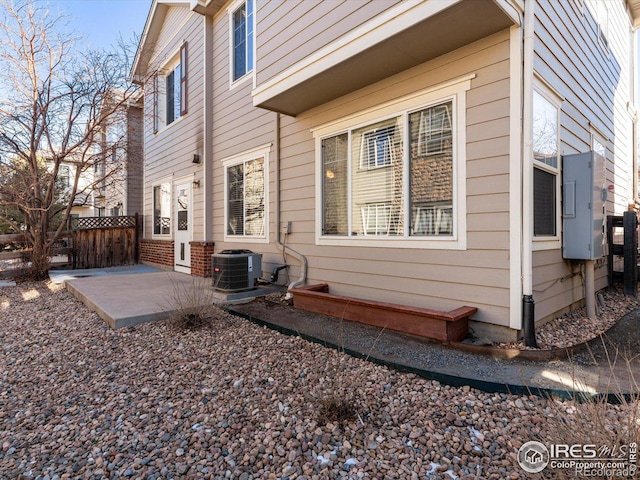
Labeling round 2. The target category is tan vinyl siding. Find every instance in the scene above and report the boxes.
[259,30,513,326]
[126,105,144,216]
[211,3,276,248]
[255,0,402,86]
[142,7,206,239]
[531,0,634,322]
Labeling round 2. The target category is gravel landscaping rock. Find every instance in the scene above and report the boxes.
[0,281,637,479]
[497,286,640,350]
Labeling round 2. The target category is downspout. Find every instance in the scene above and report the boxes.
[522,0,537,347]
[633,27,639,205]
[273,112,308,297]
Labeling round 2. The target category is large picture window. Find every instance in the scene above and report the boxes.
[231,0,254,82]
[226,157,265,237]
[320,99,454,239]
[153,182,171,235]
[532,89,560,238]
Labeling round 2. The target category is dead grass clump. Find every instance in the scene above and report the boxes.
[312,356,366,425]
[165,276,223,331]
[308,318,386,426]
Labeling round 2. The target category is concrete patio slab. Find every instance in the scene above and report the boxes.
[49,264,161,284]
[64,268,282,329]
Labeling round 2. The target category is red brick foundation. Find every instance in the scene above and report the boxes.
[140,239,174,268]
[190,241,215,277]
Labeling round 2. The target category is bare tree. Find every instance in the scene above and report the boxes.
[0,0,139,279]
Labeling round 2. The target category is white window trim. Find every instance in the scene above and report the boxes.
[532,80,562,251]
[312,75,472,250]
[155,49,184,134]
[222,144,270,244]
[228,0,255,89]
[151,177,173,239]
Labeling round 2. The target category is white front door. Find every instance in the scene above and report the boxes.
[174,182,191,274]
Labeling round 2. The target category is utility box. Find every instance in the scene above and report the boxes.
[212,250,262,292]
[562,151,606,260]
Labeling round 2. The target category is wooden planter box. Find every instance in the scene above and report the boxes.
[292,284,476,342]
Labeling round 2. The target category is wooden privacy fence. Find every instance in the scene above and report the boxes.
[71,215,140,269]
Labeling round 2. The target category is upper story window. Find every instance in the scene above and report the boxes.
[585,0,609,53]
[165,62,181,125]
[532,88,561,240]
[230,0,254,83]
[58,165,70,188]
[153,42,188,133]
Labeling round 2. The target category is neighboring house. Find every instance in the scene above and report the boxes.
[132,0,639,341]
[94,95,144,218]
[51,159,95,219]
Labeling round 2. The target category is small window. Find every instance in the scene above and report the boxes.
[532,91,558,168]
[532,88,560,239]
[153,182,171,235]
[591,131,606,158]
[58,165,70,188]
[152,42,188,131]
[586,0,609,53]
[231,0,254,82]
[166,63,181,125]
[226,157,265,237]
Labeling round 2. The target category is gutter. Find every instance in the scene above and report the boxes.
[273,112,308,297]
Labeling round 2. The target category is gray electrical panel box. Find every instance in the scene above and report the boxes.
[562,151,606,260]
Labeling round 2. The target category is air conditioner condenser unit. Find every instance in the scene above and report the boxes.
[212,250,262,292]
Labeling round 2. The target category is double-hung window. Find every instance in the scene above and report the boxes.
[224,146,268,240]
[315,78,471,249]
[58,165,70,189]
[153,182,171,235]
[165,63,181,125]
[230,0,254,82]
[532,87,561,242]
[153,42,188,133]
